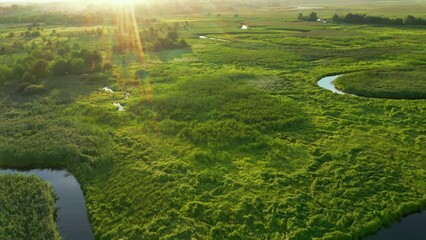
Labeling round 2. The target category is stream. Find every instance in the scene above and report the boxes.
[0,169,94,240]
[317,74,346,94]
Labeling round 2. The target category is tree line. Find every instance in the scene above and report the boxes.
[332,13,426,25]
[298,12,426,25]
[0,43,104,85]
[113,22,190,53]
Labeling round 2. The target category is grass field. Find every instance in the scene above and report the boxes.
[335,67,426,99]
[0,0,425,239]
[0,175,60,240]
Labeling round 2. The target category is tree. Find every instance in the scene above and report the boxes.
[31,60,49,78]
[332,14,341,22]
[31,31,41,38]
[392,18,404,25]
[84,50,103,70]
[167,31,178,41]
[70,58,87,74]
[8,32,15,38]
[308,12,318,22]
[161,37,175,49]
[57,48,68,57]
[96,28,103,37]
[405,15,417,25]
[102,62,113,73]
[78,49,103,71]
[91,51,103,65]
[179,39,189,48]
[52,59,70,75]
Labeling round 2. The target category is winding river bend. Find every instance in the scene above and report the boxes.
[317,74,346,94]
[0,169,94,240]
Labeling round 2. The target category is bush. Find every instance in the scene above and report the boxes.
[70,58,88,74]
[21,84,46,96]
[22,72,35,82]
[52,59,71,76]
[31,60,49,78]
[85,73,107,85]
[12,64,25,79]
[0,65,12,82]
[15,82,31,94]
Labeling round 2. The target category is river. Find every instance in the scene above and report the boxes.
[317,74,346,94]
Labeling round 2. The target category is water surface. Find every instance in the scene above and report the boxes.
[317,75,346,94]
[364,211,426,240]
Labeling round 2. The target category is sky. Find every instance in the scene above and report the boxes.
[0,0,142,3]
[0,0,148,3]
[0,0,66,3]
[0,0,64,1]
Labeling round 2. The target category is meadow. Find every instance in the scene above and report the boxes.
[0,0,425,239]
[334,67,426,99]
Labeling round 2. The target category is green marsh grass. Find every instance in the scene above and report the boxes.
[335,67,426,99]
[0,2,425,239]
[0,175,60,240]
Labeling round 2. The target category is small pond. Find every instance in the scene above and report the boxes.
[0,169,94,240]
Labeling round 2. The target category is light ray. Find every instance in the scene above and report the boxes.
[129,4,145,61]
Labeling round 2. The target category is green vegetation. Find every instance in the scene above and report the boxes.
[335,68,426,99]
[0,0,425,239]
[299,12,426,25]
[0,174,60,240]
[332,13,426,25]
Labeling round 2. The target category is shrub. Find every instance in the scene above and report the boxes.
[21,84,46,96]
[70,58,88,74]
[15,82,31,94]
[52,59,71,76]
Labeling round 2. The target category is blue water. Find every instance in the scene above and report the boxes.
[364,211,426,240]
[317,75,346,94]
[0,169,94,240]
